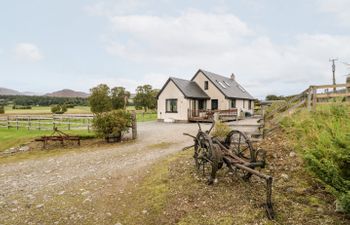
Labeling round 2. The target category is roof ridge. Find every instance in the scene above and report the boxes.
[169,76,192,82]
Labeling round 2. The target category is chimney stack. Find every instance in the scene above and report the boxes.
[230,73,235,80]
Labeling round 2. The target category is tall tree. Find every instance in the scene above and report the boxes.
[134,85,158,111]
[89,84,112,113]
[111,86,130,110]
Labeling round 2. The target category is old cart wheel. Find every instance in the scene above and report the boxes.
[224,130,256,179]
[194,131,220,184]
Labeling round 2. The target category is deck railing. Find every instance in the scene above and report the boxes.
[188,109,238,122]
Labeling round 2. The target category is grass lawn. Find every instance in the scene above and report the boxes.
[0,129,93,152]
[136,112,157,122]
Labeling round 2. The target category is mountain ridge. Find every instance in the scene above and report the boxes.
[0,87,89,98]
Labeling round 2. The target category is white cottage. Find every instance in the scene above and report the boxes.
[157,69,255,122]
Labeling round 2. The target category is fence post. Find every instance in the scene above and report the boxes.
[38,117,41,130]
[307,87,312,111]
[27,116,31,130]
[131,111,137,140]
[7,116,10,129]
[312,87,317,111]
[87,118,90,133]
[346,76,350,102]
[68,118,71,130]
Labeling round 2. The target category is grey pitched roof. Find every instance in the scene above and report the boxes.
[192,69,255,100]
[157,77,210,99]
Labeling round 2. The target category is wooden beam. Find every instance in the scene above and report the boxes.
[316,92,350,99]
[312,83,350,89]
[312,88,317,111]
[307,89,312,111]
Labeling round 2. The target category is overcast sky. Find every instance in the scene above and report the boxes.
[1,0,350,98]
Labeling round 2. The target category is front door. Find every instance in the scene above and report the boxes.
[211,99,218,110]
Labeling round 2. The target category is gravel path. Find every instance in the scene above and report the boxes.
[0,120,258,224]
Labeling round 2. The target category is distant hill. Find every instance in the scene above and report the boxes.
[45,89,89,98]
[0,87,22,95]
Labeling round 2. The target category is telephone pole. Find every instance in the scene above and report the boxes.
[329,58,338,92]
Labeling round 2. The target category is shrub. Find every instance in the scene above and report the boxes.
[212,121,230,139]
[281,104,350,213]
[51,104,68,114]
[0,105,4,114]
[12,105,32,109]
[92,109,131,141]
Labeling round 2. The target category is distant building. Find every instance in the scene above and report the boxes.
[157,69,255,122]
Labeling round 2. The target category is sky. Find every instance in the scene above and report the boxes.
[0,0,350,99]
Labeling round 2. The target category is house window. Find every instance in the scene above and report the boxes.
[230,99,236,108]
[211,99,218,110]
[204,81,209,90]
[248,100,252,110]
[198,100,206,110]
[166,99,177,113]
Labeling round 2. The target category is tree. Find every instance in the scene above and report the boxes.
[89,84,112,113]
[111,86,130,110]
[134,85,158,111]
[92,110,131,142]
[265,95,286,101]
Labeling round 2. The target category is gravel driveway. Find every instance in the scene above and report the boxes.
[0,120,258,224]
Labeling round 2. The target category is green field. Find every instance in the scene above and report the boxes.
[0,129,93,152]
[3,106,157,121]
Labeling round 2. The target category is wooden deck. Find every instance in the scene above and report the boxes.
[188,109,238,122]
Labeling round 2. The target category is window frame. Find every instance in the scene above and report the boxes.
[204,81,209,90]
[211,99,218,110]
[230,99,236,108]
[165,99,178,113]
[248,100,252,110]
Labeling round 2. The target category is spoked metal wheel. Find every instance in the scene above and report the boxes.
[225,130,256,180]
[194,131,220,184]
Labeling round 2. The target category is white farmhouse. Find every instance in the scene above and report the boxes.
[157,69,255,122]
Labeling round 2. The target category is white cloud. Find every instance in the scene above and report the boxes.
[318,0,350,25]
[84,0,145,17]
[88,5,350,98]
[14,43,43,62]
[84,73,168,93]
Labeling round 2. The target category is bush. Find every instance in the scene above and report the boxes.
[212,121,230,139]
[0,105,4,114]
[281,104,350,213]
[92,110,131,142]
[51,104,68,114]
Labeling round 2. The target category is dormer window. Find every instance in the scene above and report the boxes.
[204,81,208,90]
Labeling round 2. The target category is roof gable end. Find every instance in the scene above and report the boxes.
[191,69,254,100]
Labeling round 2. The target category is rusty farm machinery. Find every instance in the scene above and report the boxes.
[183,121,275,219]
[35,128,81,148]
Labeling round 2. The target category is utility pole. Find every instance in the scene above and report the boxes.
[329,58,338,92]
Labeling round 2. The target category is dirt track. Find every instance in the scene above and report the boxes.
[0,120,258,224]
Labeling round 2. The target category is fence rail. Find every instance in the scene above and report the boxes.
[0,114,94,131]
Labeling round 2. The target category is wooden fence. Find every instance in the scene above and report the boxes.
[307,83,350,111]
[263,82,350,137]
[0,114,94,131]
